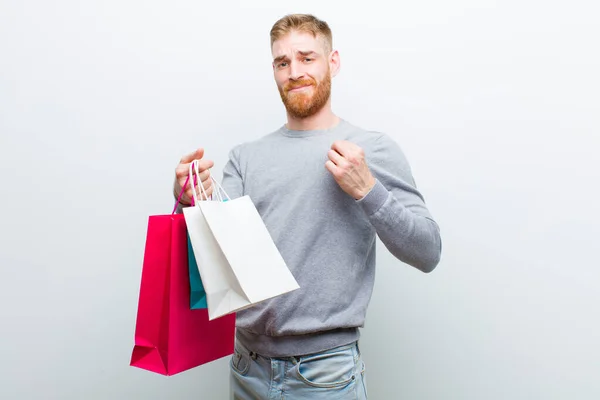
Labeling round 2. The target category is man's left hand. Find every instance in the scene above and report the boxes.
[325,140,376,200]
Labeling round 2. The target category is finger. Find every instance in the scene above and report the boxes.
[325,160,339,176]
[195,158,214,172]
[185,187,195,201]
[333,140,362,158]
[180,148,204,164]
[187,185,204,201]
[200,180,212,196]
[327,149,345,166]
[186,177,209,198]
[177,175,194,197]
[195,180,213,200]
[176,159,213,183]
[192,167,210,183]
[203,182,214,200]
[197,177,213,192]
[175,163,191,180]
[331,140,351,156]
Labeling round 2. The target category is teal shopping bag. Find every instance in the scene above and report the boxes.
[187,233,207,309]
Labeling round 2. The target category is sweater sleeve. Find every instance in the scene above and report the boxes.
[220,144,245,200]
[356,133,442,273]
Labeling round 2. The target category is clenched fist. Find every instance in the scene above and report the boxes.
[325,140,376,200]
[173,148,214,205]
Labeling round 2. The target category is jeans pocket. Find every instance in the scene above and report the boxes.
[230,346,250,376]
[296,345,357,388]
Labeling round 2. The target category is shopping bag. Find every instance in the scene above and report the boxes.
[130,179,236,376]
[188,233,207,309]
[182,161,300,320]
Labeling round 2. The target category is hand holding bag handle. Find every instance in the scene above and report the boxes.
[190,161,230,204]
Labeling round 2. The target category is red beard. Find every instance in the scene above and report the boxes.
[278,72,331,119]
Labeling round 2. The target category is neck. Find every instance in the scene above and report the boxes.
[285,102,340,131]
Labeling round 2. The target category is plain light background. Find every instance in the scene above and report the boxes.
[1,0,599,399]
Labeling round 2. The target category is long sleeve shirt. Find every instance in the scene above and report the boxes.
[215,118,441,357]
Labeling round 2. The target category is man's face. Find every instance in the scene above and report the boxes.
[272,31,333,119]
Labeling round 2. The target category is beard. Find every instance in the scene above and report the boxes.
[278,71,331,119]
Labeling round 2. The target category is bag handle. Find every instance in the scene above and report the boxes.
[189,160,205,206]
[190,160,232,204]
[211,177,231,202]
[172,159,214,214]
[171,159,234,214]
[171,164,199,215]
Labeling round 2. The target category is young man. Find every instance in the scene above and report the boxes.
[173,14,442,399]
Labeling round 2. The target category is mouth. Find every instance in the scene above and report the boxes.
[288,84,312,92]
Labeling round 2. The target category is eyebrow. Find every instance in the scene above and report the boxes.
[298,50,318,57]
[273,50,319,63]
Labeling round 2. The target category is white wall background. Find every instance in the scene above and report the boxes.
[1,0,598,399]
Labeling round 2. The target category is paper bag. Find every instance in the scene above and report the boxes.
[130,177,235,376]
[182,161,300,320]
[187,233,208,309]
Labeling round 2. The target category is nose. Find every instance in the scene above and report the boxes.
[289,60,305,80]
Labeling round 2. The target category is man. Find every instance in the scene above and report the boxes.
[173,13,442,399]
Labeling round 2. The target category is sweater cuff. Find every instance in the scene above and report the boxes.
[356,179,389,216]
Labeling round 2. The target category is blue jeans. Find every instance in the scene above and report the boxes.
[229,340,368,399]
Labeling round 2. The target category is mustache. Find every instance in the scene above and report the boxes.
[284,78,316,91]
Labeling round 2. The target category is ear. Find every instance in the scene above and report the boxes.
[329,49,341,77]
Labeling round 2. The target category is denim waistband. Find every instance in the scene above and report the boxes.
[235,327,360,359]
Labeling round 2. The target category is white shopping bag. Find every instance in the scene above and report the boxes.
[182,161,300,320]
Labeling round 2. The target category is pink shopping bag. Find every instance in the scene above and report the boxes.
[130,208,236,376]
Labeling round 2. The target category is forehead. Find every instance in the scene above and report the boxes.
[271,31,325,58]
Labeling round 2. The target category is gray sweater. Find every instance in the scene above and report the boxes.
[204,119,441,357]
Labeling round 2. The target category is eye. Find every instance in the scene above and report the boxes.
[277,62,288,68]
[303,58,313,63]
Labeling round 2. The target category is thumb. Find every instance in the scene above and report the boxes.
[180,147,205,164]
